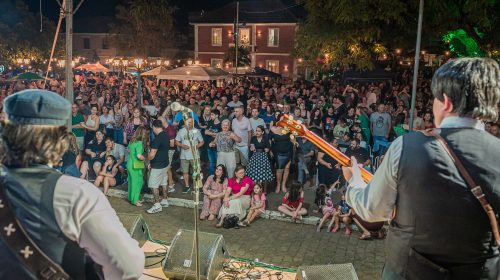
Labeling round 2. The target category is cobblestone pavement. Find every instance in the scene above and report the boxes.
[109,197,386,280]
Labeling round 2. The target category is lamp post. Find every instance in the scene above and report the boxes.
[134,58,143,108]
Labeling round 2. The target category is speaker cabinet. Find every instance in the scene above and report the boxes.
[163,229,230,280]
[296,263,359,280]
[116,213,149,247]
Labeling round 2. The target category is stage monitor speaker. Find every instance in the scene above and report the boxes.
[163,229,230,280]
[116,213,149,247]
[296,263,359,280]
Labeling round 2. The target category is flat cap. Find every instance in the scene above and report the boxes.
[3,89,71,126]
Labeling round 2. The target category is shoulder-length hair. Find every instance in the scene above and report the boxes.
[431,58,500,122]
[131,125,150,145]
[0,123,71,167]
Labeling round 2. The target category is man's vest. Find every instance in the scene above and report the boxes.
[0,166,90,279]
[384,128,500,279]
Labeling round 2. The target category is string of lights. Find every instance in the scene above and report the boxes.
[240,1,305,14]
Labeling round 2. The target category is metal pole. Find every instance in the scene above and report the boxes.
[137,69,141,108]
[182,115,202,280]
[409,0,424,131]
[65,0,73,129]
[235,1,239,76]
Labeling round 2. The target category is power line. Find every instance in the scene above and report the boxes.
[240,1,305,14]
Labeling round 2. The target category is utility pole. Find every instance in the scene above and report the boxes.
[409,0,424,131]
[65,0,73,128]
[235,1,239,77]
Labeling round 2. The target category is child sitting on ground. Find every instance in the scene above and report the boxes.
[278,182,307,221]
[316,196,336,232]
[241,183,266,226]
[329,194,353,235]
[313,180,339,213]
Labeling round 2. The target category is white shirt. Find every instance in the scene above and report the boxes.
[175,127,204,160]
[346,116,485,222]
[54,176,144,279]
[232,117,251,146]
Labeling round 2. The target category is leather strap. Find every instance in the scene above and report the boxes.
[0,174,71,280]
[421,128,500,246]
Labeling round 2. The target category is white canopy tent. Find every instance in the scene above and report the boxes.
[156,65,230,81]
[140,66,170,76]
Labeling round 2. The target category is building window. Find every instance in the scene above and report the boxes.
[268,28,279,47]
[211,58,223,68]
[102,38,108,49]
[266,60,279,73]
[83,38,90,49]
[211,28,222,46]
[239,28,250,45]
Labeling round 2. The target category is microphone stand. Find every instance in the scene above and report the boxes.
[181,110,202,280]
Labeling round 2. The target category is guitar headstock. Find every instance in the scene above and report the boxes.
[276,114,307,137]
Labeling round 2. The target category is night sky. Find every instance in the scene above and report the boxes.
[25,0,234,22]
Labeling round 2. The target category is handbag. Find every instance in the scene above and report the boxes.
[133,159,145,170]
[223,215,239,229]
[422,129,500,246]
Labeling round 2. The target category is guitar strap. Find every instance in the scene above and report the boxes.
[0,173,71,280]
[421,128,500,246]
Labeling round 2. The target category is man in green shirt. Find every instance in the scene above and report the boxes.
[71,103,85,150]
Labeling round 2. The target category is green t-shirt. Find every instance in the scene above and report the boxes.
[72,113,85,137]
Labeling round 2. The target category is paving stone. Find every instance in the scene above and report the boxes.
[109,196,385,280]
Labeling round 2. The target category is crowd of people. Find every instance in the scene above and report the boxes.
[1,65,499,236]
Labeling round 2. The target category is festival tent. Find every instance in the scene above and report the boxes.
[140,66,170,76]
[156,65,230,81]
[9,72,46,82]
[75,62,109,73]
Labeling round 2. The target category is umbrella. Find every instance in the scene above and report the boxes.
[156,65,230,81]
[9,72,47,82]
[235,67,281,78]
[140,66,170,76]
[75,62,109,73]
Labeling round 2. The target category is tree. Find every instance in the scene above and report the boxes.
[294,0,499,70]
[109,0,175,57]
[223,46,251,67]
[0,0,61,65]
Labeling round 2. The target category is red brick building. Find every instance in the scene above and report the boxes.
[189,0,305,76]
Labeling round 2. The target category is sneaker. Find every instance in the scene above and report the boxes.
[160,199,169,207]
[182,186,191,194]
[180,175,184,180]
[168,185,176,193]
[146,203,162,214]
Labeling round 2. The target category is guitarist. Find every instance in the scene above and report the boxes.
[344,58,500,279]
[0,89,145,279]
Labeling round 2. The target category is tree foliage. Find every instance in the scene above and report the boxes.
[223,46,251,67]
[109,0,175,57]
[295,0,499,70]
[0,0,61,64]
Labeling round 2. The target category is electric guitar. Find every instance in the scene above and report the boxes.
[276,114,373,183]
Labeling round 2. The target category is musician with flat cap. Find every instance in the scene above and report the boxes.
[344,58,500,279]
[0,89,144,279]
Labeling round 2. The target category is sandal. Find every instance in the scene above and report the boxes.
[135,201,143,207]
[359,233,373,240]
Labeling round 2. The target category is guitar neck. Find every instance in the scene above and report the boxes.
[302,128,373,183]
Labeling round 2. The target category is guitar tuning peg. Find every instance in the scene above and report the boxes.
[296,120,302,125]
[292,131,298,136]
[289,115,294,120]
[289,134,295,141]
[281,129,288,135]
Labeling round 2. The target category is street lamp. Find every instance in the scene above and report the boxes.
[134,58,143,108]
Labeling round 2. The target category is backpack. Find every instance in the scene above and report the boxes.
[223,215,239,229]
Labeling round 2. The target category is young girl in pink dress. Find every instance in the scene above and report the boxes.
[242,183,266,226]
[316,196,336,232]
